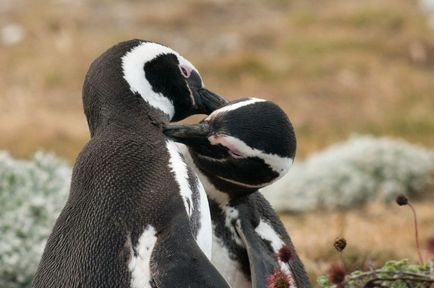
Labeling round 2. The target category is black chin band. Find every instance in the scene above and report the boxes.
[204,170,260,197]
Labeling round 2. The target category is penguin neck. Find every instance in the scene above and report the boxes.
[180,146,260,207]
[86,96,171,138]
[176,144,231,206]
[201,174,258,204]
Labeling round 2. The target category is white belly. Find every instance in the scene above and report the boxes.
[211,233,251,288]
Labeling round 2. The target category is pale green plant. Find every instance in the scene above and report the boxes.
[264,136,434,212]
[0,151,70,288]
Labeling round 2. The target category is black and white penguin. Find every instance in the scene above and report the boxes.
[164,98,311,288]
[33,40,229,288]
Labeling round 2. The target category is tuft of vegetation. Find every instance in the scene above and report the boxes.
[264,135,434,212]
[317,195,434,288]
[318,259,433,288]
[0,151,70,288]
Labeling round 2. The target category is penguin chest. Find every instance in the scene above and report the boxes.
[166,140,212,258]
[210,204,251,287]
[211,233,251,288]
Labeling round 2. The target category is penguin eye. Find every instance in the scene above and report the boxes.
[179,64,192,78]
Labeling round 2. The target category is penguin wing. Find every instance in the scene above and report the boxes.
[234,206,279,288]
[252,193,311,287]
[151,208,230,288]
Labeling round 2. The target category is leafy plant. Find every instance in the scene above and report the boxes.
[317,195,434,288]
[318,259,433,288]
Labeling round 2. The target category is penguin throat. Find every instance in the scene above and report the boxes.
[189,153,259,199]
[207,175,259,199]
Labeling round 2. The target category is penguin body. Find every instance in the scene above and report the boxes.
[165,98,311,287]
[33,40,228,288]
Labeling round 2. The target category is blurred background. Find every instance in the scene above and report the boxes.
[0,0,433,287]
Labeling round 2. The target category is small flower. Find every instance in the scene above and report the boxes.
[266,269,291,288]
[427,237,434,256]
[327,263,346,285]
[278,245,292,263]
[334,237,347,253]
[395,194,408,206]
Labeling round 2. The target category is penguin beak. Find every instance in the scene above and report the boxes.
[194,88,228,115]
[163,122,211,143]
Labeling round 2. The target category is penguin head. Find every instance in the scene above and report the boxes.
[164,98,296,196]
[83,39,226,136]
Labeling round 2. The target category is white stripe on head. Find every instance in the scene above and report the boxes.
[206,98,266,120]
[121,42,198,119]
[208,134,293,176]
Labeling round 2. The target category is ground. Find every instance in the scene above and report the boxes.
[1,0,433,285]
[1,0,433,159]
[282,201,434,283]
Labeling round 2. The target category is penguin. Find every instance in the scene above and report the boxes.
[33,40,230,288]
[164,98,311,288]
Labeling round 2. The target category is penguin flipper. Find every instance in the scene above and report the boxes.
[151,213,230,288]
[252,193,311,287]
[235,220,279,288]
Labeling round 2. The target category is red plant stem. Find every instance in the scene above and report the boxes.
[339,252,346,271]
[408,203,424,265]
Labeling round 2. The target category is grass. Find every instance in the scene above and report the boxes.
[1,0,433,286]
[281,201,434,284]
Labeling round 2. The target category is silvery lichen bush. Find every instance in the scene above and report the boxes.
[0,151,71,288]
[264,135,434,213]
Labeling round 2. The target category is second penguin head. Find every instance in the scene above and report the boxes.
[164,98,296,196]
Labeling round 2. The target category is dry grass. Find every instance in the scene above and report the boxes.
[0,0,433,161]
[282,201,434,284]
[1,1,433,286]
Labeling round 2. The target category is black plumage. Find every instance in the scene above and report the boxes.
[33,39,228,288]
[164,98,310,287]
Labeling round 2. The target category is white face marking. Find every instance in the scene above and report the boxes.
[255,219,297,288]
[166,140,194,216]
[209,134,293,176]
[121,42,198,119]
[206,98,266,120]
[128,225,157,288]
